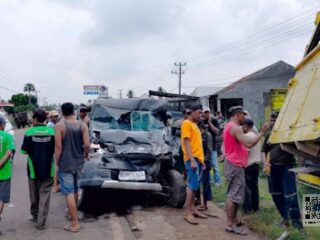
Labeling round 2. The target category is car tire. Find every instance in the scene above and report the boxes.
[77,187,99,213]
[162,169,186,208]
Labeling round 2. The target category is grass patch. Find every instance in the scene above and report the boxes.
[212,162,320,239]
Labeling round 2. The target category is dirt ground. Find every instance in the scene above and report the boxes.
[117,202,263,240]
[0,129,265,240]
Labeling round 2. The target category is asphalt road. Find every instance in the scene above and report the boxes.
[0,129,262,240]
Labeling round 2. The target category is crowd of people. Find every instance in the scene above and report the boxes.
[0,101,304,236]
[180,103,303,235]
[0,103,90,234]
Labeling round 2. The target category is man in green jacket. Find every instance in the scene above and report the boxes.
[0,116,15,236]
[21,109,55,230]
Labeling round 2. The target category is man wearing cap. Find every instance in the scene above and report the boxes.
[223,106,268,235]
[47,110,60,129]
[242,118,261,213]
[46,110,60,192]
[181,103,207,225]
[203,107,221,185]
[0,116,15,235]
[21,109,55,230]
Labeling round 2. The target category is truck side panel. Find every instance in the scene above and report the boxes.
[269,45,320,144]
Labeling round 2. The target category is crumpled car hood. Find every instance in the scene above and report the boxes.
[99,129,171,155]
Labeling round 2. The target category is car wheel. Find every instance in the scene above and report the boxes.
[161,169,186,208]
[77,187,100,213]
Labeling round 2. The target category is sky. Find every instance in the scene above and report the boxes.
[0,0,319,105]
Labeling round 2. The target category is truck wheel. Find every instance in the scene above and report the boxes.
[161,169,186,208]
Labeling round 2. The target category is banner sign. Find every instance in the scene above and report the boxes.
[83,85,108,97]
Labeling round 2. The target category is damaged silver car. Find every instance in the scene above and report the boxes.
[78,98,186,211]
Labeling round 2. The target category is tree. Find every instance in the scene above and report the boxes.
[24,83,36,93]
[9,93,38,113]
[30,95,38,106]
[127,90,134,98]
[10,93,29,106]
[24,83,36,104]
[14,104,36,113]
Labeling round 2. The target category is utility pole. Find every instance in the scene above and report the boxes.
[118,89,123,99]
[172,62,186,95]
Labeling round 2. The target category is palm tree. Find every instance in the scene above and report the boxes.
[24,83,36,104]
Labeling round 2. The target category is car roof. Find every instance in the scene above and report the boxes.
[93,97,167,112]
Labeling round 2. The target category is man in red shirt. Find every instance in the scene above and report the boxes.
[223,106,268,235]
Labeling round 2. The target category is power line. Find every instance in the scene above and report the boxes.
[0,71,21,90]
[187,26,312,75]
[0,66,22,87]
[0,83,20,93]
[0,73,21,93]
[140,6,320,94]
[186,5,319,66]
[224,29,310,65]
[190,23,313,68]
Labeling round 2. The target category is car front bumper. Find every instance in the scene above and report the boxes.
[101,180,162,191]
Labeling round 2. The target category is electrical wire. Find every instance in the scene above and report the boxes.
[186,5,320,65]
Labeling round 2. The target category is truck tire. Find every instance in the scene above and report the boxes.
[161,169,186,208]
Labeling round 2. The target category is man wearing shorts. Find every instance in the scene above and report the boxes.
[181,103,207,225]
[0,116,15,235]
[55,102,90,233]
[223,106,268,235]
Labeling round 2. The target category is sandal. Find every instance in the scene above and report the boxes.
[236,221,245,227]
[184,215,199,225]
[198,206,208,211]
[64,225,80,233]
[225,226,247,235]
[193,211,208,219]
[36,223,47,230]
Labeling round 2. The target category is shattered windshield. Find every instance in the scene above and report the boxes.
[91,105,165,132]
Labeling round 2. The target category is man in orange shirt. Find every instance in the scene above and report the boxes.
[181,103,207,225]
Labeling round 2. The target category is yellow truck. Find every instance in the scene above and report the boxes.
[269,12,320,189]
[264,88,288,122]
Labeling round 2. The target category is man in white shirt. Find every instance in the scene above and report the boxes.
[242,118,261,213]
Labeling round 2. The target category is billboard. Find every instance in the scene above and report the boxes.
[83,85,108,97]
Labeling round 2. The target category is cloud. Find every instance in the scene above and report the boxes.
[0,0,318,103]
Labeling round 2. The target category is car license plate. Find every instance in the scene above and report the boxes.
[118,171,146,181]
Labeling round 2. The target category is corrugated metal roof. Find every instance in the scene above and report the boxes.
[216,60,295,95]
[190,86,223,97]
